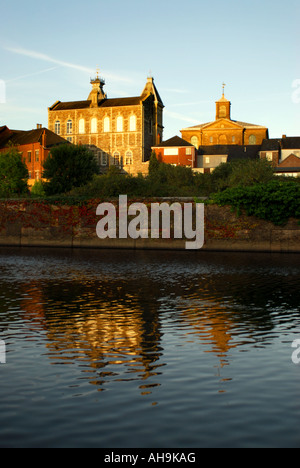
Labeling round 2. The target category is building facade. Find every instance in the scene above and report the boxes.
[181,88,269,149]
[152,136,197,167]
[0,125,68,186]
[48,75,164,175]
[260,136,300,177]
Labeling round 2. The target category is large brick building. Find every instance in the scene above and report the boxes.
[48,74,164,175]
[181,86,269,148]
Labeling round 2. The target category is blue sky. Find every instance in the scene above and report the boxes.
[0,0,299,139]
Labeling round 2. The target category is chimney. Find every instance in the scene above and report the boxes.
[282,134,287,139]
[37,124,42,129]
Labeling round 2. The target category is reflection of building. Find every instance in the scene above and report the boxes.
[181,86,269,149]
[0,125,68,186]
[260,136,300,177]
[48,74,164,175]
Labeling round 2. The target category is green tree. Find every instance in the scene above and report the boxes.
[148,151,160,176]
[43,144,99,195]
[0,149,29,198]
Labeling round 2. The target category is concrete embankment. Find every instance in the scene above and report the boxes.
[0,199,299,253]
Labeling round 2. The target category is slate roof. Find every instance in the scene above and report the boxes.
[0,127,68,149]
[275,167,300,173]
[261,139,280,151]
[280,137,300,149]
[50,96,143,111]
[153,136,194,148]
[198,145,261,161]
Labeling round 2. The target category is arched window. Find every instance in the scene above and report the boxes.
[66,120,73,134]
[219,105,227,118]
[116,116,123,132]
[103,117,110,133]
[78,119,85,134]
[125,151,133,165]
[91,118,97,134]
[191,136,199,148]
[249,134,257,145]
[129,115,136,132]
[55,121,60,135]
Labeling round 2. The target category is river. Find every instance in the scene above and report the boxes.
[0,247,299,448]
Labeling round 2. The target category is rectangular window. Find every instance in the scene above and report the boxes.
[101,153,108,166]
[164,148,179,156]
[27,151,32,163]
[186,148,192,155]
[266,152,273,161]
[205,157,210,164]
[35,150,39,162]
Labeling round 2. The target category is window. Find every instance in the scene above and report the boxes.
[55,121,60,135]
[103,117,110,132]
[232,136,236,143]
[205,157,210,164]
[113,152,120,166]
[125,151,133,165]
[35,171,40,180]
[78,119,85,134]
[129,115,136,132]
[116,116,123,132]
[67,120,73,134]
[28,171,32,179]
[164,148,179,156]
[186,148,192,155]
[249,134,257,145]
[219,105,227,118]
[27,151,32,163]
[101,152,108,166]
[35,150,39,162]
[266,152,273,162]
[67,137,73,143]
[191,136,199,148]
[91,118,97,134]
[210,136,214,144]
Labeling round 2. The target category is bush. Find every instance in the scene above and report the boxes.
[210,179,300,225]
[31,180,46,198]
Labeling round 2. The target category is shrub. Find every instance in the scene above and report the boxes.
[210,179,300,225]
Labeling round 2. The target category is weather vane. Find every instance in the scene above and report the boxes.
[222,82,226,95]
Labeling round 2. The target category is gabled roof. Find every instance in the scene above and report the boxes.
[153,135,194,148]
[0,127,68,149]
[182,119,267,132]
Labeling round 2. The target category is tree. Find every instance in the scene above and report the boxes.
[43,144,100,195]
[148,151,160,176]
[0,149,29,198]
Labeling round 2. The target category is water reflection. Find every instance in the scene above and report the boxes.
[1,248,300,398]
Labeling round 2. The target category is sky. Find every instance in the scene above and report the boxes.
[0,0,299,140]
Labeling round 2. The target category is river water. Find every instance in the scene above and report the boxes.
[0,247,299,448]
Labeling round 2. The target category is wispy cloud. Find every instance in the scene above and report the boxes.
[4,46,135,84]
[164,110,199,125]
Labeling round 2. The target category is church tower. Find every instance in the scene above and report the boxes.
[215,83,231,120]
